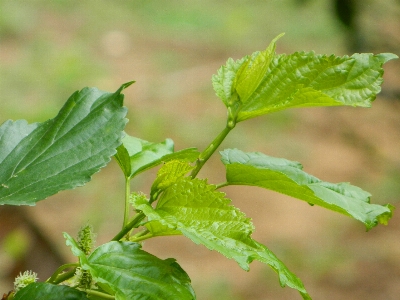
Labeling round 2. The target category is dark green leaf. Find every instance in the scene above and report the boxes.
[133,178,310,299]
[13,282,88,300]
[114,134,199,179]
[220,149,393,230]
[0,82,132,205]
[65,233,196,300]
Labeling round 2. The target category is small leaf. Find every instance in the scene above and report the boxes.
[220,149,393,230]
[212,57,245,108]
[151,160,194,195]
[64,232,89,266]
[133,178,310,299]
[0,82,132,206]
[234,33,284,103]
[114,134,199,179]
[13,282,89,300]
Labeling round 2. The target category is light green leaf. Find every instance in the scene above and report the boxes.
[144,221,182,237]
[234,33,284,103]
[213,35,397,122]
[13,282,89,300]
[64,232,89,266]
[212,57,245,108]
[236,52,397,121]
[114,134,199,179]
[0,82,132,206]
[151,160,194,195]
[130,193,182,238]
[220,149,393,230]
[133,178,310,299]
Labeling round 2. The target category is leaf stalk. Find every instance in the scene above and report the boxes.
[130,232,153,242]
[112,212,145,241]
[80,288,115,299]
[123,177,131,228]
[190,123,234,178]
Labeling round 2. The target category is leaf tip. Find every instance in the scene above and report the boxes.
[365,204,395,231]
[376,53,398,64]
[117,81,135,94]
[273,32,285,41]
[378,203,395,226]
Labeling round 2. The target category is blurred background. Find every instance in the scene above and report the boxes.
[0,0,400,299]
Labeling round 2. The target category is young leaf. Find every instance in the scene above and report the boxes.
[213,35,398,122]
[133,178,310,299]
[234,33,284,104]
[13,282,89,300]
[151,160,194,195]
[236,52,397,121]
[212,57,245,109]
[114,134,199,179]
[0,82,132,206]
[65,233,196,300]
[220,149,393,230]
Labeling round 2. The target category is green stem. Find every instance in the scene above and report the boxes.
[130,232,154,243]
[130,229,150,239]
[46,263,79,283]
[123,177,131,228]
[216,182,229,189]
[81,289,115,299]
[112,212,146,241]
[190,124,234,178]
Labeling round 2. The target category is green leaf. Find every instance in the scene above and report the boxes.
[212,58,245,109]
[13,282,89,300]
[114,134,199,179]
[234,33,284,104]
[236,52,397,121]
[75,243,195,299]
[65,233,195,300]
[133,178,310,299]
[0,82,132,206]
[213,35,397,122]
[220,149,393,230]
[151,160,194,195]
[64,232,88,265]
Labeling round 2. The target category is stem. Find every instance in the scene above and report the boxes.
[130,229,150,239]
[46,263,79,283]
[216,182,229,189]
[190,124,234,178]
[130,232,153,243]
[81,289,115,299]
[112,212,146,241]
[123,177,131,228]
